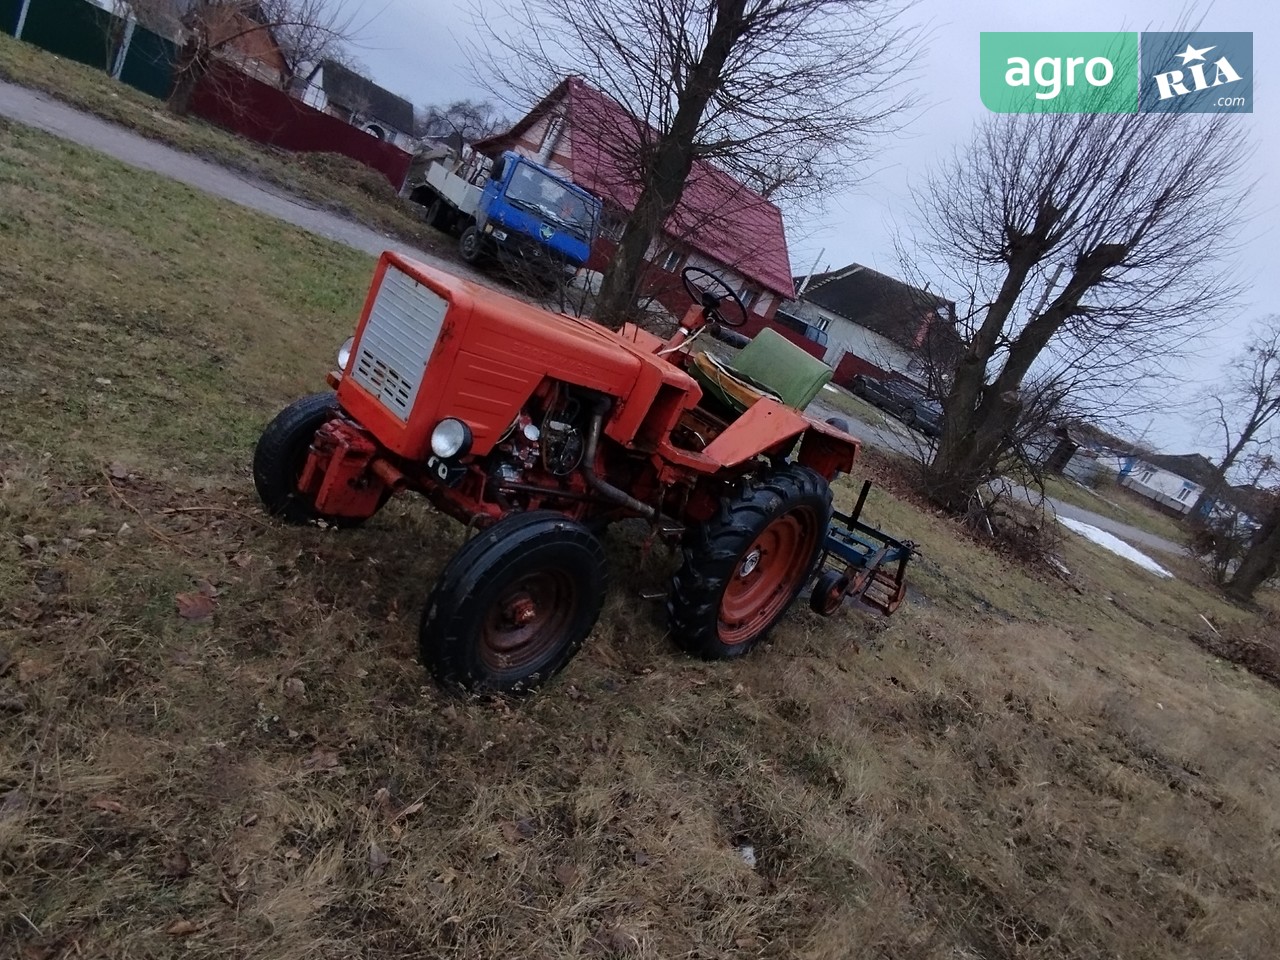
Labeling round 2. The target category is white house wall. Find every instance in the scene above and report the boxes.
[817,308,916,372]
[1120,461,1203,514]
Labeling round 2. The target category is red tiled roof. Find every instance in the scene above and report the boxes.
[479,78,794,299]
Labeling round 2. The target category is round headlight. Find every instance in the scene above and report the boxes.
[430,418,472,459]
[336,336,354,371]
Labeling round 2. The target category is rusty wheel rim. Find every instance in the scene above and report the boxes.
[719,508,820,645]
[479,570,576,673]
[818,574,849,616]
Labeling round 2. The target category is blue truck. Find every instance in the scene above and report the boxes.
[409,150,601,281]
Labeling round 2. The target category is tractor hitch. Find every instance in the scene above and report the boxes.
[810,479,915,617]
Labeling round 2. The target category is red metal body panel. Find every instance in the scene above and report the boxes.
[318,252,861,526]
[337,253,707,462]
[701,399,809,468]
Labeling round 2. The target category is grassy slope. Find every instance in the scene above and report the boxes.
[0,32,446,256]
[2,125,1280,959]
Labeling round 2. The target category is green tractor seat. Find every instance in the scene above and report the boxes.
[690,327,833,415]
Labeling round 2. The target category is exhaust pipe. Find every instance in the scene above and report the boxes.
[581,398,655,519]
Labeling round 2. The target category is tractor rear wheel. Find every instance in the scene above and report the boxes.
[420,511,607,693]
[254,392,366,526]
[669,465,832,660]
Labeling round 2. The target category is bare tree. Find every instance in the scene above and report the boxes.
[1226,487,1280,602]
[416,100,510,145]
[131,0,363,114]
[910,106,1250,514]
[1194,316,1280,513]
[475,0,917,328]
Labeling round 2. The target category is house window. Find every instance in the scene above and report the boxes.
[1139,470,1155,484]
[1176,486,1193,502]
[661,249,681,272]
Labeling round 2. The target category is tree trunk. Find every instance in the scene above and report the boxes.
[592,0,748,329]
[168,38,209,116]
[1191,430,1252,517]
[1226,503,1280,602]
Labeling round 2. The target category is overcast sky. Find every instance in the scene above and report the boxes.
[351,0,1276,455]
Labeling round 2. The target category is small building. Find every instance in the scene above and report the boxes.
[1118,452,1218,515]
[474,77,794,324]
[299,59,415,151]
[778,263,962,387]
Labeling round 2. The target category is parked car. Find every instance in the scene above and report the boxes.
[904,398,943,438]
[850,376,924,416]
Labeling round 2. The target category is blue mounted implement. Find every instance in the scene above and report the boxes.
[811,479,916,616]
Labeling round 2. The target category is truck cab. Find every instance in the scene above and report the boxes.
[410,150,601,278]
[475,152,599,268]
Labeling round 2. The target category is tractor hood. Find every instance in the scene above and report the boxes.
[335,253,674,462]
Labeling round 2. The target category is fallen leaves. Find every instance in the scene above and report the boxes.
[302,746,343,774]
[587,927,639,956]
[368,840,391,877]
[16,658,52,684]
[553,861,579,887]
[500,818,536,844]
[159,849,192,879]
[175,591,216,621]
[88,797,126,814]
[283,677,306,700]
[108,461,130,481]
[165,918,202,937]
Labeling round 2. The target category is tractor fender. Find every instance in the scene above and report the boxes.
[693,400,859,481]
[796,415,860,480]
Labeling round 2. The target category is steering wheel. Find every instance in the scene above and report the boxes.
[681,266,748,328]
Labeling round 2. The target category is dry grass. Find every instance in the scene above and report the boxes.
[3,123,1280,959]
[0,32,446,256]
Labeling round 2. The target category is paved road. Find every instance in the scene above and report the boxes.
[0,82,1187,560]
[0,80,486,282]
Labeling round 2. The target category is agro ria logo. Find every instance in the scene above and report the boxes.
[1152,43,1242,101]
[1140,32,1252,112]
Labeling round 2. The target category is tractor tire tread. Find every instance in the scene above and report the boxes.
[420,511,607,694]
[668,464,832,660]
[253,392,353,525]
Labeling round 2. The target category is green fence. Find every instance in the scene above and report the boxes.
[5,0,175,99]
[17,0,119,70]
[2,0,23,35]
[119,25,176,99]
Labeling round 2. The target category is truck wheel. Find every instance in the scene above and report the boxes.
[254,392,365,526]
[669,465,833,660]
[459,225,485,264]
[424,196,445,228]
[420,511,607,693]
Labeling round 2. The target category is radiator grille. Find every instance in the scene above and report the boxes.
[350,266,447,421]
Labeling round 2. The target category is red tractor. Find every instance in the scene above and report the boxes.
[255,253,911,692]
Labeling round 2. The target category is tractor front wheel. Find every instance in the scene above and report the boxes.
[254,392,367,526]
[669,465,833,660]
[420,511,607,693]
